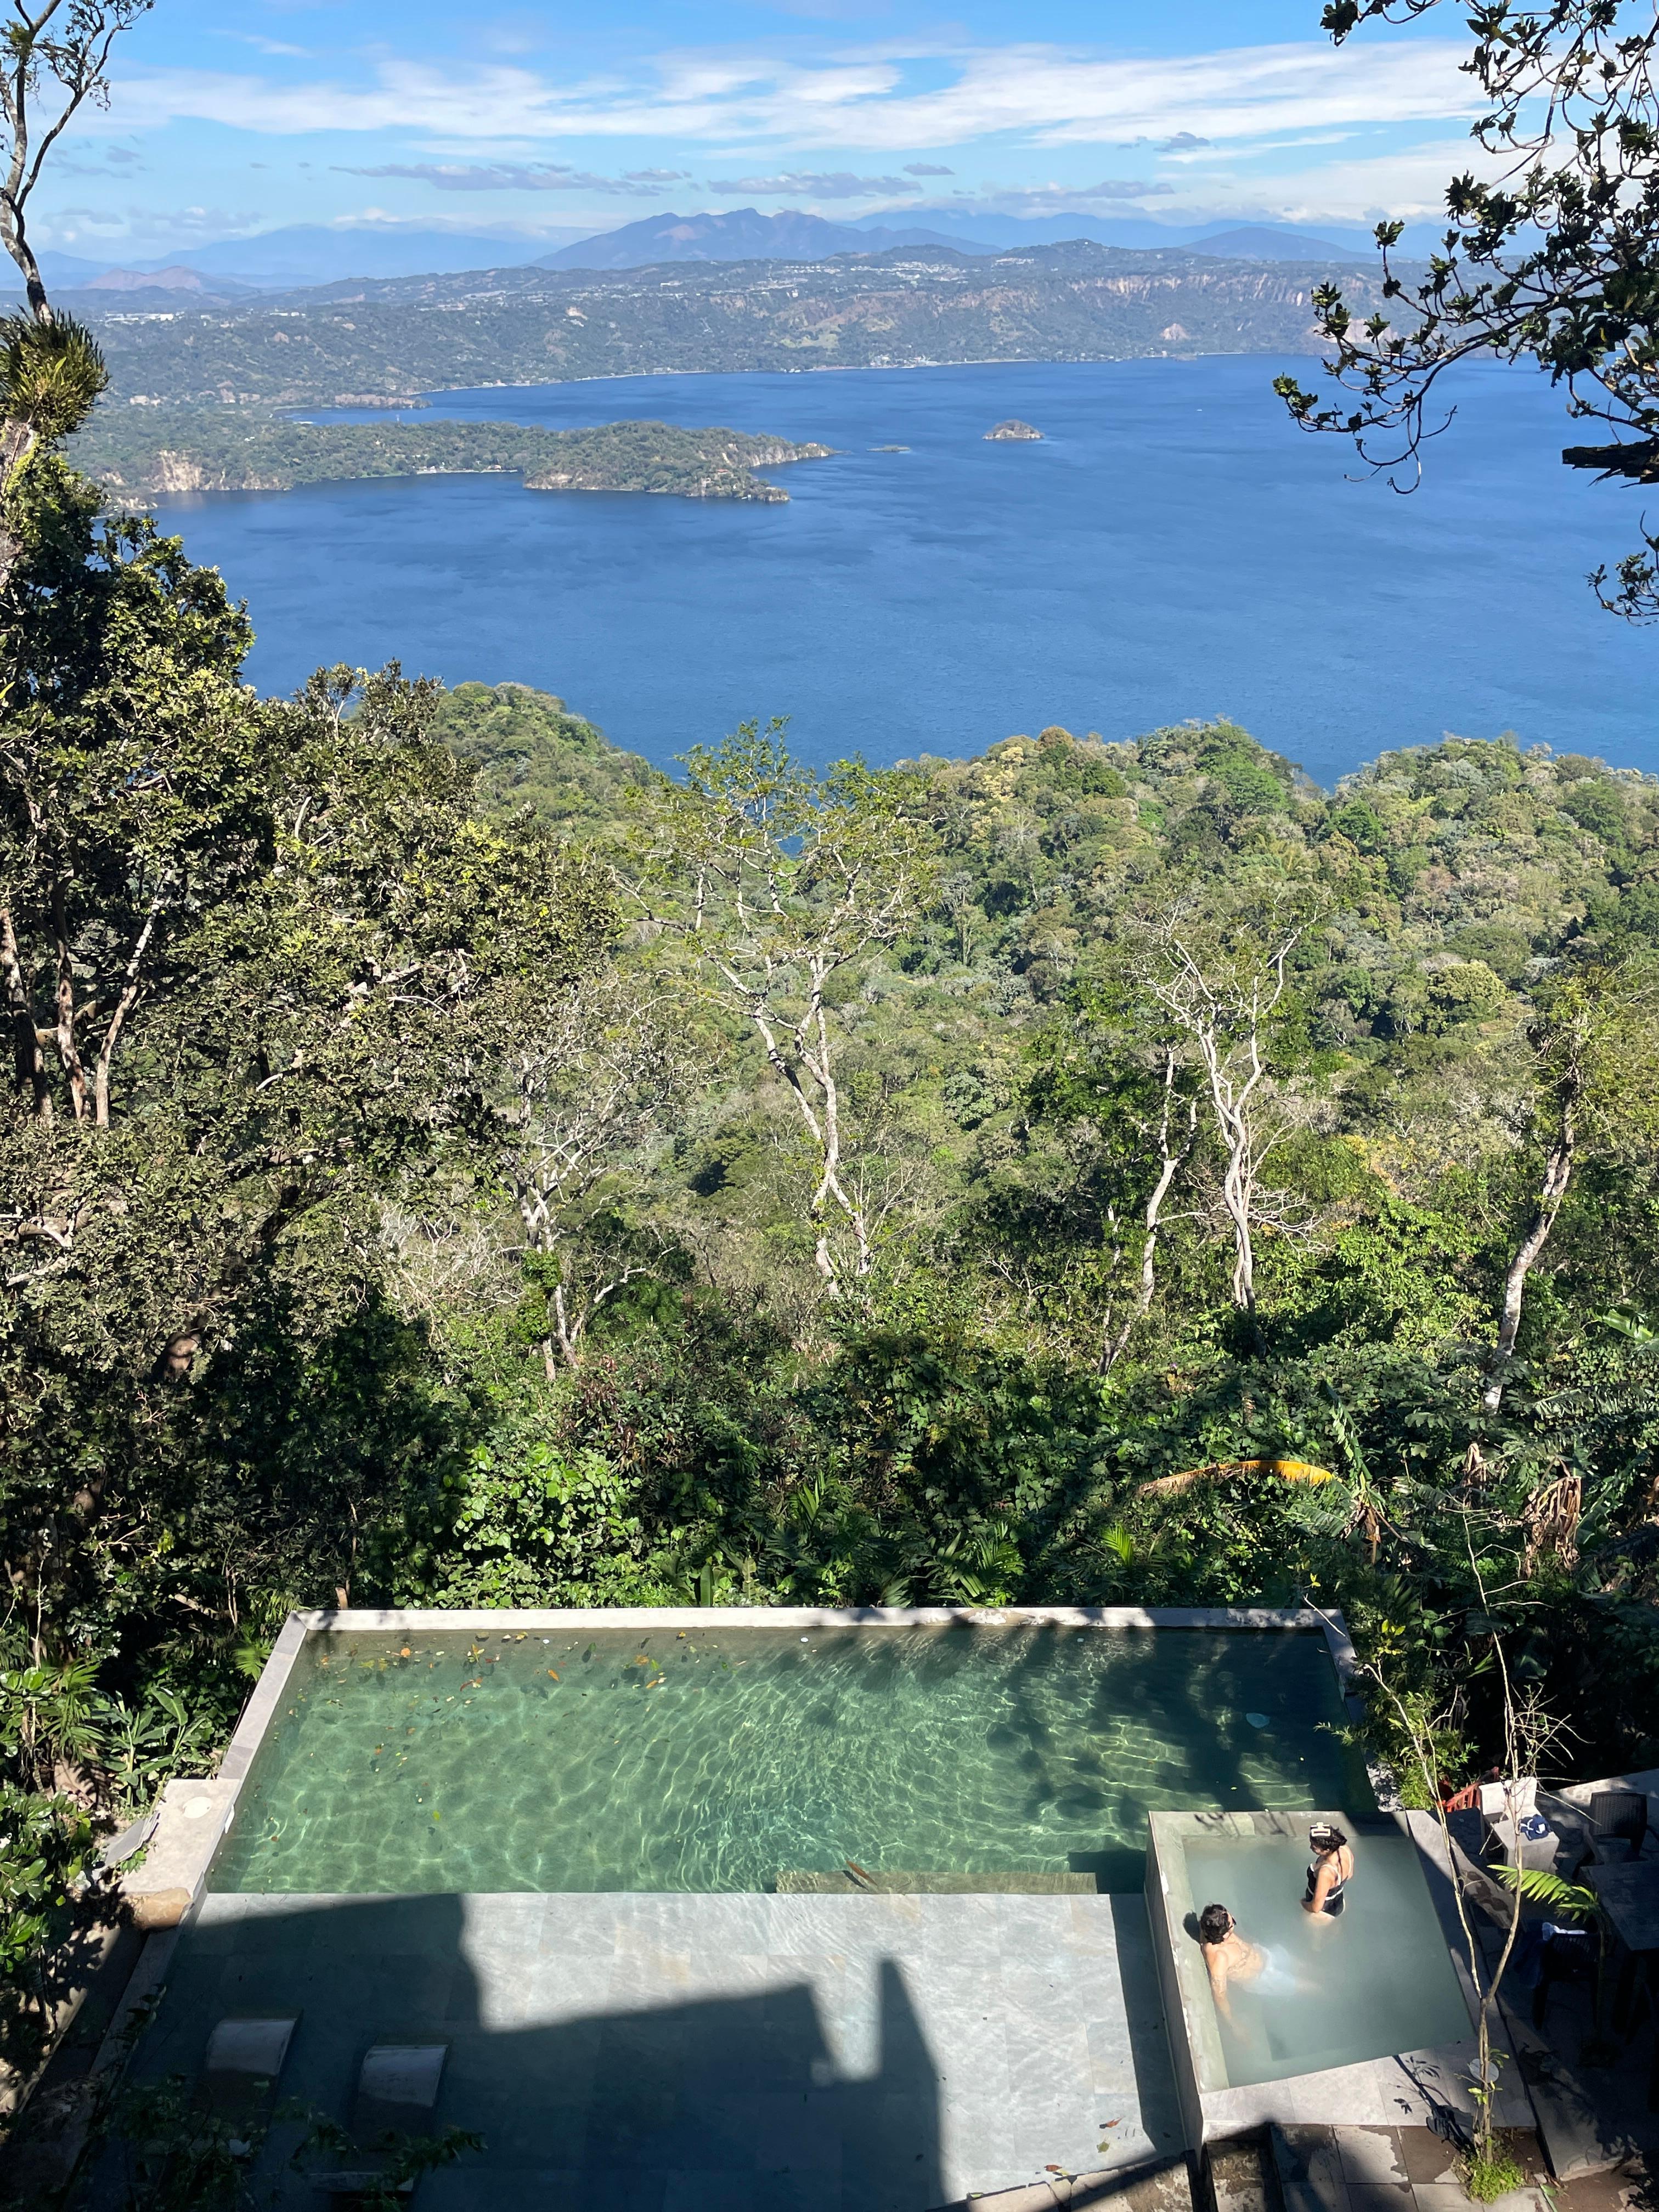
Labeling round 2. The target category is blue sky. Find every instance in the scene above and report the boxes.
[38,0,1489,257]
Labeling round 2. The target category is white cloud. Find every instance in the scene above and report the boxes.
[101,35,1480,155]
[211,32,312,58]
[1245,135,1495,222]
[44,202,264,247]
[948,178,1177,214]
[707,170,922,197]
[334,160,685,194]
[1103,133,1500,225]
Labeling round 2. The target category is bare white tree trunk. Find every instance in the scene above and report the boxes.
[1482,1060,1581,1413]
[494,977,686,1365]
[1103,1048,1198,1373]
[1150,921,1299,1348]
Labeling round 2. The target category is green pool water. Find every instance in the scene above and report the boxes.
[210,1623,1367,1894]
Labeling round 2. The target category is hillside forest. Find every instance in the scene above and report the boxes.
[83,242,1389,408]
[2,430,1659,2066]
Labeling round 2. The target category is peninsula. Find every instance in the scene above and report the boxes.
[66,410,832,500]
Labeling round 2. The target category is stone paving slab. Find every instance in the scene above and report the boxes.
[1269,2125,1554,2212]
[109,1891,1186,2212]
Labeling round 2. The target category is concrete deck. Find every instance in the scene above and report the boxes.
[1268,2124,1555,2212]
[120,1889,1186,2211]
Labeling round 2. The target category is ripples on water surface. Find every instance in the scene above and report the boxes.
[211,1624,1364,1894]
[153,356,1659,787]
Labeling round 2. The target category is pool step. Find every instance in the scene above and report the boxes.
[776,1869,1099,1894]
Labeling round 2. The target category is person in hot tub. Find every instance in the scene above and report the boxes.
[1197,1902,1299,2019]
[1302,1821,1354,1920]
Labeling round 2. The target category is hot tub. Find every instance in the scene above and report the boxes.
[1145,1808,1479,2142]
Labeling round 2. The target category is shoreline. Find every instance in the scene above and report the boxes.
[119,345,1318,420]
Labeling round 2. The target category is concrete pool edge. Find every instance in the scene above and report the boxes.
[1144,1807,1528,2147]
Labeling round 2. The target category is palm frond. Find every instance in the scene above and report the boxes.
[1492,1863,1597,1921]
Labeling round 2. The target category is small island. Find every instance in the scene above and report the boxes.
[985,420,1043,441]
[66,409,833,501]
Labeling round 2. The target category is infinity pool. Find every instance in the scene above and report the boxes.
[210,1622,1365,1894]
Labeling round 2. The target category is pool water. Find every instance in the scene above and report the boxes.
[1183,1829,1471,2085]
[212,1624,1365,1894]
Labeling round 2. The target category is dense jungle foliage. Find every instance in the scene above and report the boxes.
[2,439,1659,2066]
[64,410,829,502]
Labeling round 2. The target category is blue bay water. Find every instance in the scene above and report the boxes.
[150,357,1657,787]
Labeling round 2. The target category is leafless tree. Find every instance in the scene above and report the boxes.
[1143,899,1308,1344]
[633,721,936,1289]
[493,973,689,1376]
[1484,962,1659,1412]
[1101,1043,1200,1373]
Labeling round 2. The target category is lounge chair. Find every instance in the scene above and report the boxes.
[198,2015,300,2156]
[200,2017,298,2114]
[307,2041,448,2202]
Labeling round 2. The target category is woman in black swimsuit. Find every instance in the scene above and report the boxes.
[1302,1821,1353,1918]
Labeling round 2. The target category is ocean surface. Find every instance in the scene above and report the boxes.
[150,357,1657,787]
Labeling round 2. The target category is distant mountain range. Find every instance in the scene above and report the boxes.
[78,262,257,296]
[536,210,1374,271]
[18,225,596,295]
[537,209,992,269]
[160,225,592,286]
[15,211,1398,302]
[1176,224,1356,260]
[846,211,1385,256]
